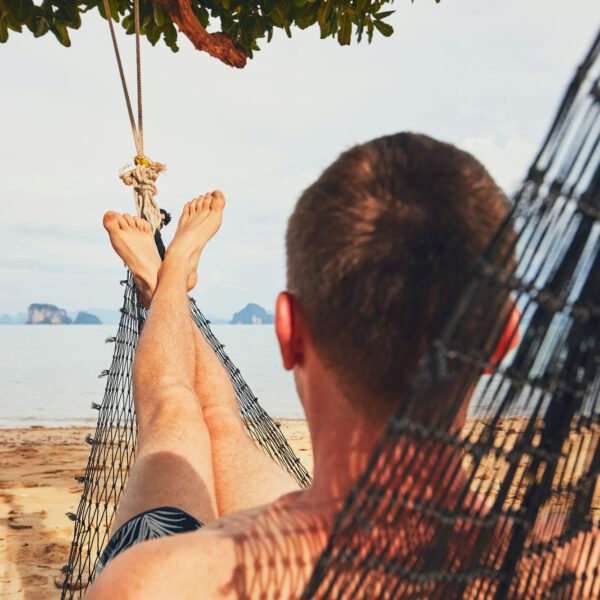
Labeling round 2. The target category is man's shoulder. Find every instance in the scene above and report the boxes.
[87,504,279,599]
[88,498,328,598]
[87,524,237,598]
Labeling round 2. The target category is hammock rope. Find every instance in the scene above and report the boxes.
[119,160,167,234]
[101,0,167,233]
[101,0,144,160]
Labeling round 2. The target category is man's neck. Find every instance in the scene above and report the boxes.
[296,376,468,518]
[296,373,386,513]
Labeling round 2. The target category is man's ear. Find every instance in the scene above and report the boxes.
[275,291,303,371]
[485,300,521,374]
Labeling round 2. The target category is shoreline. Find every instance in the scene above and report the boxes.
[0,417,309,431]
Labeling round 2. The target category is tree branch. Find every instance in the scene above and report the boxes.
[154,0,247,68]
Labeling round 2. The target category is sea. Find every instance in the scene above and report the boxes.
[0,325,303,428]
[0,318,578,428]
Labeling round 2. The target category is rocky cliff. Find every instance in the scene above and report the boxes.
[230,303,274,325]
[27,304,72,325]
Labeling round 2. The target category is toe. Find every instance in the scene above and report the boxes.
[211,190,226,210]
[194,196,206,212]
[103,211,120,232]
[133,216,148,232]
[123,214,135,228]
[201,194,212,211]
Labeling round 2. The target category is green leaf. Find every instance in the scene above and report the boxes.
[164,22,177,44]
[373,18,392,36]
[296,3,317,29]
[317,0,331,27]
[33,16,48,37]
[146,24,160,44]
[153,3,164,27]
[107,0,119,22]
[51,21,71,46]
[12,0,33,23]
[0,22,8,43]
[270,6,285,26]
[356,19,363,42]
[192,3,209,26]
[7,17,23,32]
[337,12,352,45]
[56,3,81,28]
[374,9,394,20]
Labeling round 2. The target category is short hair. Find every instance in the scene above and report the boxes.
[286,132,512,419]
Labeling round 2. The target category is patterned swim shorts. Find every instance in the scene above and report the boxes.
[95,506,203,578]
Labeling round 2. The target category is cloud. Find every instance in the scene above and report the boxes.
[459,136,537,194]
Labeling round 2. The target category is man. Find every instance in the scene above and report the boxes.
[87,133,514,598]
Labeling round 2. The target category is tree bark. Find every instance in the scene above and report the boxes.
[154,0,247,68]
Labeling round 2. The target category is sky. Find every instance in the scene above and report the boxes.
[1,1,599,319]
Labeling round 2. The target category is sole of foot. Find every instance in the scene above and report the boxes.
[103,190,225,308]
[103,212,162,309]
[165,190,226,286]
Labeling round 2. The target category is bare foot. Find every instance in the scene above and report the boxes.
[166,190,226,290]
[103,212,162,308]
[104,192,225,306]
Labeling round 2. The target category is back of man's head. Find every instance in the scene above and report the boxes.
[286,132,512,420]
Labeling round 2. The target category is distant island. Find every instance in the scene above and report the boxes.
[28,303,72,324]
[1,303,276,326]
[231,303,274,325]
[26,304,102,325]
[74,311,102,325]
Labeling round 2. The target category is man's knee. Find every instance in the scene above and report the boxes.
[137,383,201,433]
[203,403,249,441]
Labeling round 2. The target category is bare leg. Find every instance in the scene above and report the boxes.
[103,192,298,530]
[192,324,300,516]
[104,196,221,531]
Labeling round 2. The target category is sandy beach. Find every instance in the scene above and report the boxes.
[0,422,313,599]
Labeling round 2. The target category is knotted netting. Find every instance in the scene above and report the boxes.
[303,30,600,599]
[60,269,311,597]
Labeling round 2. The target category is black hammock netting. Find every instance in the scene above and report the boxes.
[60,262,311,595]
[61,29,600,599]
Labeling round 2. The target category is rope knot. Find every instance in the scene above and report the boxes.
[119,158,167,233]
[134,154,153,167]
